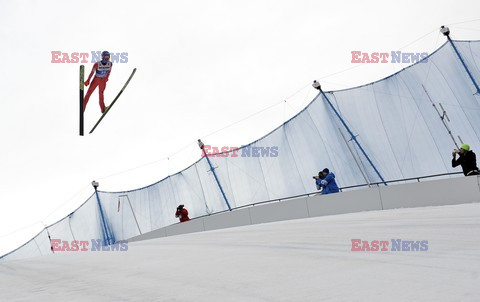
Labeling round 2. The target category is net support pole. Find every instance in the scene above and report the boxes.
[119,194,142,235]
[338,127,371,187]
[447,36,480,96]
[44,225,54,254]
[205,155,232,211]
[198,139,231,211]
[422,85,460,149]
[93,182,114,245]
[319,88,387,185]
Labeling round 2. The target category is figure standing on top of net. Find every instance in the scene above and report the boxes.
[84,51,112,113]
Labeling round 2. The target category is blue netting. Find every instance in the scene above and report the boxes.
[2,40,480,261]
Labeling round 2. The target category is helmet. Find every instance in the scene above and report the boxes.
[101,51,110,62]
[461,144,470,151]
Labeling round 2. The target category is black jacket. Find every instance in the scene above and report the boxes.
[452,150,479,176]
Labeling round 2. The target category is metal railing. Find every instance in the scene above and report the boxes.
[188,171,465,221]
[1,171,467,260]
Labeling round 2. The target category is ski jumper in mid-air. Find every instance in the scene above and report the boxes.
[84,51,112,113]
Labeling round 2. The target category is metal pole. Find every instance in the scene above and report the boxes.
[447,36,480,96]
[205,155,232,211]
[319,89,387,185]
[194,164,212,215]
[92,181,113,245]
[422,85,459,149]
[198,139,232,211]
[119,194,142,235]
[68,214,77,242]
[44,223,54,254]
[338,128,371,186]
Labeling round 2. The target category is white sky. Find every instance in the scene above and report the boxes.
[1,0,480,255]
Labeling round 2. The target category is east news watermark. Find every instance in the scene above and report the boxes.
[201,145,279,157]
[351,51,428,64]
[351,239,429,251]
[51,51,129,63]
[52,239,128,252]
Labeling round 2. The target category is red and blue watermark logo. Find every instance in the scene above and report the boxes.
[51,51,129,63]
[51,239,128,252]
[201,145,279,157]
[351,239,429,251]
[351,51,428,64]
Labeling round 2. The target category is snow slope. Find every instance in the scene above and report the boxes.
[0,203,479,302]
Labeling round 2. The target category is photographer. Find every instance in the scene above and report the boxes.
[452,144,479,176]
[313,168,339,194]
[175,205,190,223]
[313,172,325,191]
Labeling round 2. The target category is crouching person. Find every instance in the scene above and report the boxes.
[316,168,339,194]
[175,204,190,223]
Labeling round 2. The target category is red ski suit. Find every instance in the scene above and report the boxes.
[84,62,112,112]
[175,208,190,223]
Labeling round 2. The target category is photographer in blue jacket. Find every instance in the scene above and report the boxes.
[314,168,339,194]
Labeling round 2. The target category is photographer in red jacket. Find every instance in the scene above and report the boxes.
[175,205,190,223]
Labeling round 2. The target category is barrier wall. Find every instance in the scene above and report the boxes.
[249,197,310,225]
[165,218,206,237]
[307,187,383,216]
[378,176,480,209]
[128,175,480,243]
[203,208,252,231]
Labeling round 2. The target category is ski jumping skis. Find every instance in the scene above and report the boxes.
[79,65,85,136]
[89,68,137,134]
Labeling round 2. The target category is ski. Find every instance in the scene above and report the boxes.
[89,68,137,134]
[79,65,85,136]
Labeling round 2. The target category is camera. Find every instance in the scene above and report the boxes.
[91,181,99,189]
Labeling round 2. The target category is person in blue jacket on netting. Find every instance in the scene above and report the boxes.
[314,168,339,194]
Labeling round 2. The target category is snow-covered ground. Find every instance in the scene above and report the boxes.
[1,203,479,302]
